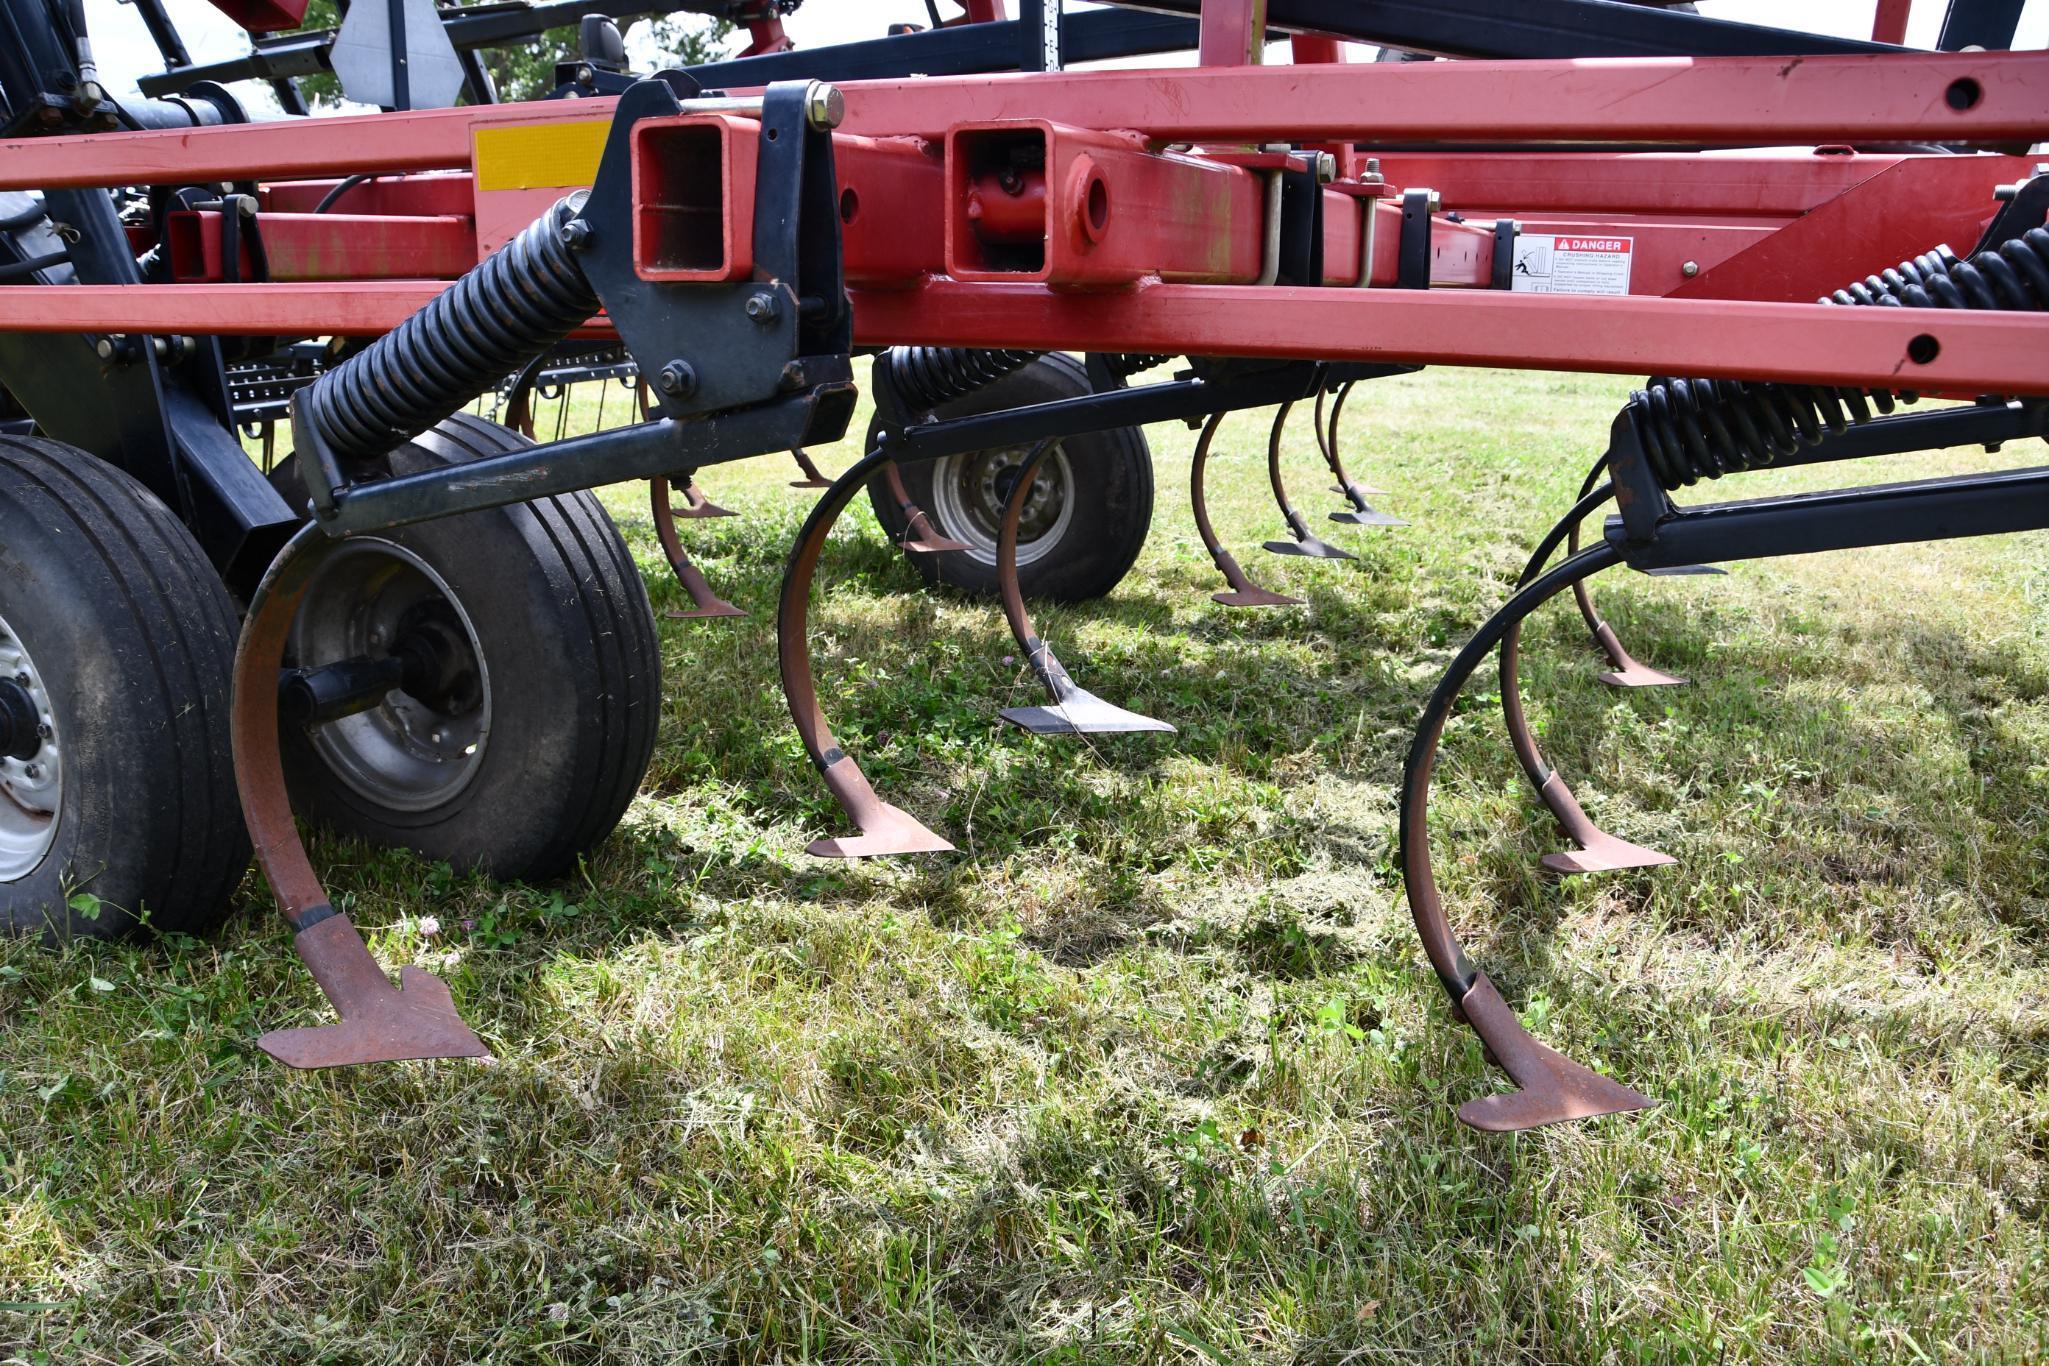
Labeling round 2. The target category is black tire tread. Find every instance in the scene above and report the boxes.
[0,436,247,936]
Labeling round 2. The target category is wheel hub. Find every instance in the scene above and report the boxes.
[0,611,61,882]
[931,442,1076,568]
[287,540,491,814]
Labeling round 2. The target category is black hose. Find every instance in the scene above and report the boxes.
[314,174,374,215]
[0,250,71,283]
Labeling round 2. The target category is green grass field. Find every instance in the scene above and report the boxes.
[2,367,2044,1362]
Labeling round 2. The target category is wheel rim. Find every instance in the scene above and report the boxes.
[0,610,60,882]
[929,442,1076,568]
[287,540,491,814]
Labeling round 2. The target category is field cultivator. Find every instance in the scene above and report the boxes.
[0,0,2044,1132]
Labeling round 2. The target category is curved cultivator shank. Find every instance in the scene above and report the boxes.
[231,528,490,1068]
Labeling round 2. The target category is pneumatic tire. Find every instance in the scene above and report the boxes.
[0,436,249,939]
[271,414,660,881]
[866,353,1154,603]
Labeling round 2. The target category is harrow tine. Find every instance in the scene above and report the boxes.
[1189,411,1303,608]
[1317,381,1401,524]
[1261,402,1363,559]
[649,476,744,620]
[1563,462,1686,688]
[1503,483,1674,875]
[231,527,490,1069]
[994,439,1172,736]
[788,446,836,489]
[1402,542,1653,1132]
[778,449,953,858]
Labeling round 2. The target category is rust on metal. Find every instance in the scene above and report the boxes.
[230,526,490,1069]
[1188,411,1302,608]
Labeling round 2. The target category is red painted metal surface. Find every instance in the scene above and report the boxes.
[7,280,2043,397]
[1199,0,1265,66]
[631,114,762,282]
[166,211,476,283]
[834,52,2049,144]
[1674,156,2015,301]
[947,122,1264,286]
[1873,0,1913,44]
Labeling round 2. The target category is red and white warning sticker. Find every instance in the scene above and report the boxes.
[1510,234,1634,296]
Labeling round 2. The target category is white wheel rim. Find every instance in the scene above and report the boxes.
[928,443,1077,569]
[0,610,61,882]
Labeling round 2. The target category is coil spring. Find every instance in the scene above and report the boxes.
[886,347,1041,412]
[302,195,597,468]
[1103,352,1169,378]
[1630,226,2049,490]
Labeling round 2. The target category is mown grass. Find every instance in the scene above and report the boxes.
[2,366,2045,1362]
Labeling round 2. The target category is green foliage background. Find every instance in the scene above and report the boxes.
[291,2,732,105]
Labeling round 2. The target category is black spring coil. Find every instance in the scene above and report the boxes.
[885,347,1041,412]
[1630,226,2049,491]
[301,195,597,468]
[1103,352,1169,378]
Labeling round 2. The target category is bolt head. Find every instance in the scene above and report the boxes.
[1315,152,1337,184]
[95,338,116,361]
[576,64,595,84]
[658,360,697,398]
[1681,260,1700,278]
[803,82,845,131]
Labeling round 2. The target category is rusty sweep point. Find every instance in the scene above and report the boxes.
[1593,622,1687,688]
[804,752,955,858]
[259,914,490,1069]
[1535,771,1676,875]
[1455,973,1651,1133]
[1263,533,1356,561]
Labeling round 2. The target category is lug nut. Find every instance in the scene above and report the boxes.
[23,764,39,780]
[13,673,28,687]
[658,360,697,398]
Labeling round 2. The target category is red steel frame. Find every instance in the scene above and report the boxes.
[0,50,2045,396]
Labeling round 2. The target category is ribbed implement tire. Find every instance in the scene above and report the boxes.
[272,414,661,880]
[0,436,249,938]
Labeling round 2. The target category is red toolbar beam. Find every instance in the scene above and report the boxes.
[6,281,2044,396]
[835,52,2049,144]
[0,51,2042,194]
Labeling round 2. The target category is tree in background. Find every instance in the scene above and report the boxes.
[292,3,733,105]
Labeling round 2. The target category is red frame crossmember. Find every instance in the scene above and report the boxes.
[0,50,2042,396]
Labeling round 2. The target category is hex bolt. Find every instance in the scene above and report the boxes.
[23,764,39,780]
[1681,260,1700,278]
[559,218,593,251]
[1315,152,1337,185]
[744,291,779,325]
[658,360,698,398]
[803,81,845,131]
[575,64,595,85]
